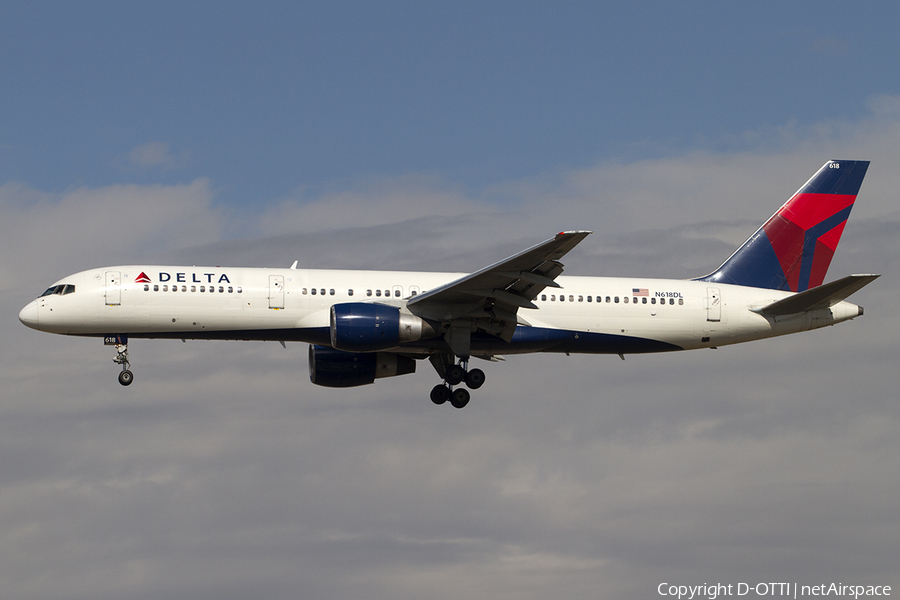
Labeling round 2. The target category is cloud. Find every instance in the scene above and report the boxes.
[127,142,188,169]
[809,37,850,56]
[0,178,222,292]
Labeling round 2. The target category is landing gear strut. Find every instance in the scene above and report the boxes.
[113,343,133,386]
[429,358,485,409]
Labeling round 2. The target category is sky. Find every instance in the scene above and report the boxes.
[1,2,899,599]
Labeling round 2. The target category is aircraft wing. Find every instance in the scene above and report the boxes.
[407,231,591,336]
[752,274,880,317]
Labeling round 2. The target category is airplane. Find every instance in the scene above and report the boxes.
[19,160,878,409]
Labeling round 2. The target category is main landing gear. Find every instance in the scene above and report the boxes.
[430,359,485,409]
[113,342,134,386]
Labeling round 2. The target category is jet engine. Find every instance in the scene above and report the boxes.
[330,303,437,352]
[308,344,416,388]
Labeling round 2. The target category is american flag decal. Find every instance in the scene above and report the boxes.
[632,288,649,297]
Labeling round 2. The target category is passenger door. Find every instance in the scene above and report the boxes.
[706,287,721,322]
[105,271,121,306]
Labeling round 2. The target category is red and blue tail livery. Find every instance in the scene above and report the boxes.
[699,160,869,291]
[20,160,877,408]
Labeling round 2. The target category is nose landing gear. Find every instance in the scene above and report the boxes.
[112,342,133,386]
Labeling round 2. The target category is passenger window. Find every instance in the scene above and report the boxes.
[219,286,224,293]
[560,295,565,302]
[679,298,684,305]
[669,298,675,305]
[348,289,354,296]
[367,290,373,297]
[642,297,647,304]
[154,285,159,292]
[200,286,205,292]
[182,286,187,292]
[191,286,196,292]
[320,289,326,296]
[228,287,234,293]
[541,294,547,301]
[578,295,583,302]
[624,297,629,304]
[144,285,150,292]
[237,287,242,293]
[330,289,335,296]
[614,296,619,303]
[394,289,400,297]
[163,285,168,292]
[311,288,317,295]
[376,290,382,297]
[651,297,656,304]
[605,296,611,303]
[587,296,591,302]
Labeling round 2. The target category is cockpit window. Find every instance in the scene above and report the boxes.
[39,284,75,297]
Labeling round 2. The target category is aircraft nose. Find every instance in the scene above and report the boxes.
[19,301,39,329]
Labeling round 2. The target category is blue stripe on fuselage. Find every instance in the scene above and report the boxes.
[472,326,682,354]
[120,325,683,355]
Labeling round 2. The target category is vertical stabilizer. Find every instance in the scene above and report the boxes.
[699,160,869,291]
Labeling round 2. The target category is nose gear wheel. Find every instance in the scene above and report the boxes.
[113,343,134,386]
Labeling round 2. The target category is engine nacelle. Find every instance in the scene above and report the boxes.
[308,345,416,388]
[330,303,436,352]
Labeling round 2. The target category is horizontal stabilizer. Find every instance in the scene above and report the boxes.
[753,274,879,316]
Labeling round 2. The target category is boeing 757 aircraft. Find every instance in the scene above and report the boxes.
[20,160,877,408]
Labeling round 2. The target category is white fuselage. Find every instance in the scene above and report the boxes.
[19,265,864,356]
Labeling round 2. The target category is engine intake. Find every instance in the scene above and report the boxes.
[308,345,416,388]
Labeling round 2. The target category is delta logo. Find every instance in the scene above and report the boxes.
[134,271,232,284]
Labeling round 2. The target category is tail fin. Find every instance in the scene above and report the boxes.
[698,160,869,291]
